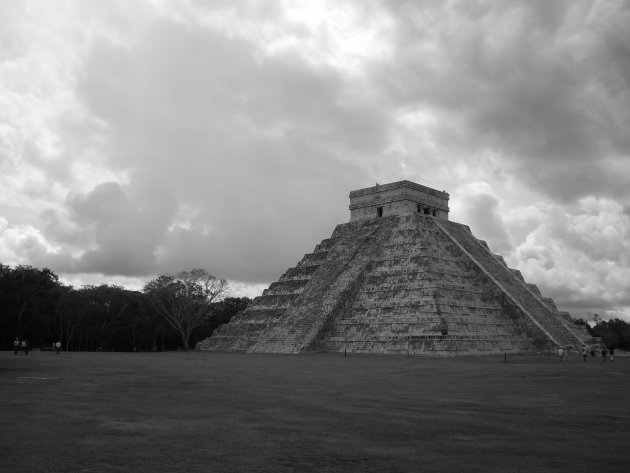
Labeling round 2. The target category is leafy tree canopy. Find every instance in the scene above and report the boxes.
[143,269,229,349]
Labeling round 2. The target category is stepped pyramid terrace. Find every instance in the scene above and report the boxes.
[197,180,597,356]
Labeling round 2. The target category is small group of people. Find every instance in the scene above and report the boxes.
[13,338,29,355]
[13,338,62,355]
[600,346,614,362]
[578,345,615,362]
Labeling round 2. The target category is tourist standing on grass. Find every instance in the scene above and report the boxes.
[55,341,61,355]
[609,348,615,362]
[601,347,607,362]
[13,338,20,355]
[21,339,29,355]
[582,346,587,362]
[558,347,564,361]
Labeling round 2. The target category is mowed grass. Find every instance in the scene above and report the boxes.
[1,351,628,473]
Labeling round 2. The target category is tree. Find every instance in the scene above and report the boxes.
[143,269,229,349]
[194,296,251,342]
[211,297,251,326]
[51,284,80,350]
[590,318,630,350]
[76,285,140,351]
[0,265,60,348]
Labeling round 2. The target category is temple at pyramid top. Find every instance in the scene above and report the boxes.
[349,180,450,221]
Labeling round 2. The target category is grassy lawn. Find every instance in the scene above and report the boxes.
[1,350,628,473]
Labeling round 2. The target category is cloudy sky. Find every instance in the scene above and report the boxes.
[1,0,629,321]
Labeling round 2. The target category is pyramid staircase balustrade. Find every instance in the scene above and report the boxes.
[436,220,587,347]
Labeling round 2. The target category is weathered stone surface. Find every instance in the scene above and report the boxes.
[349,180,449,221]
[196,181,596,356]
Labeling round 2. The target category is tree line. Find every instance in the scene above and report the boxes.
[575,316,630,350]
[0,264,250,352]
[4,262,628,352]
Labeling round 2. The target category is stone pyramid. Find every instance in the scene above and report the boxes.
[197,180,596,356]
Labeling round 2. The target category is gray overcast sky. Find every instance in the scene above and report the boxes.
[1,0,629,321]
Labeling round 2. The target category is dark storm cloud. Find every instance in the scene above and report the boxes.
[61,179,177,276]
[378,0,630,202]
[78,20,390,163]
[68,19,378,281]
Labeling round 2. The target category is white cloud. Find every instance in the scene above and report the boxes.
[505,196,630,319]
[0,221,60,265]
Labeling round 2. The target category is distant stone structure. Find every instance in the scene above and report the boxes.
[349,180,449,221]
[197,180,596,356]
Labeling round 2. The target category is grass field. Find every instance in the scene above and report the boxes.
[1,350,628,473]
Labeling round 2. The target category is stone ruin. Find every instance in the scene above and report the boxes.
[197,180,597,356]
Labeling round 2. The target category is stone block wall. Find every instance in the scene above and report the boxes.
[436,219,593,348]
[349,181,449,222]
[321,215,539,356]
[248,217,398,353]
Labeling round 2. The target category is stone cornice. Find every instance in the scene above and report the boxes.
[349,180,449,200]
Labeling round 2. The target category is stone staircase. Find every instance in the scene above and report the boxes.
[196,218,398,352]
[248,217,398,353]
[321,215,538,356]
[435,220,592,348]
[195,235,335,351]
